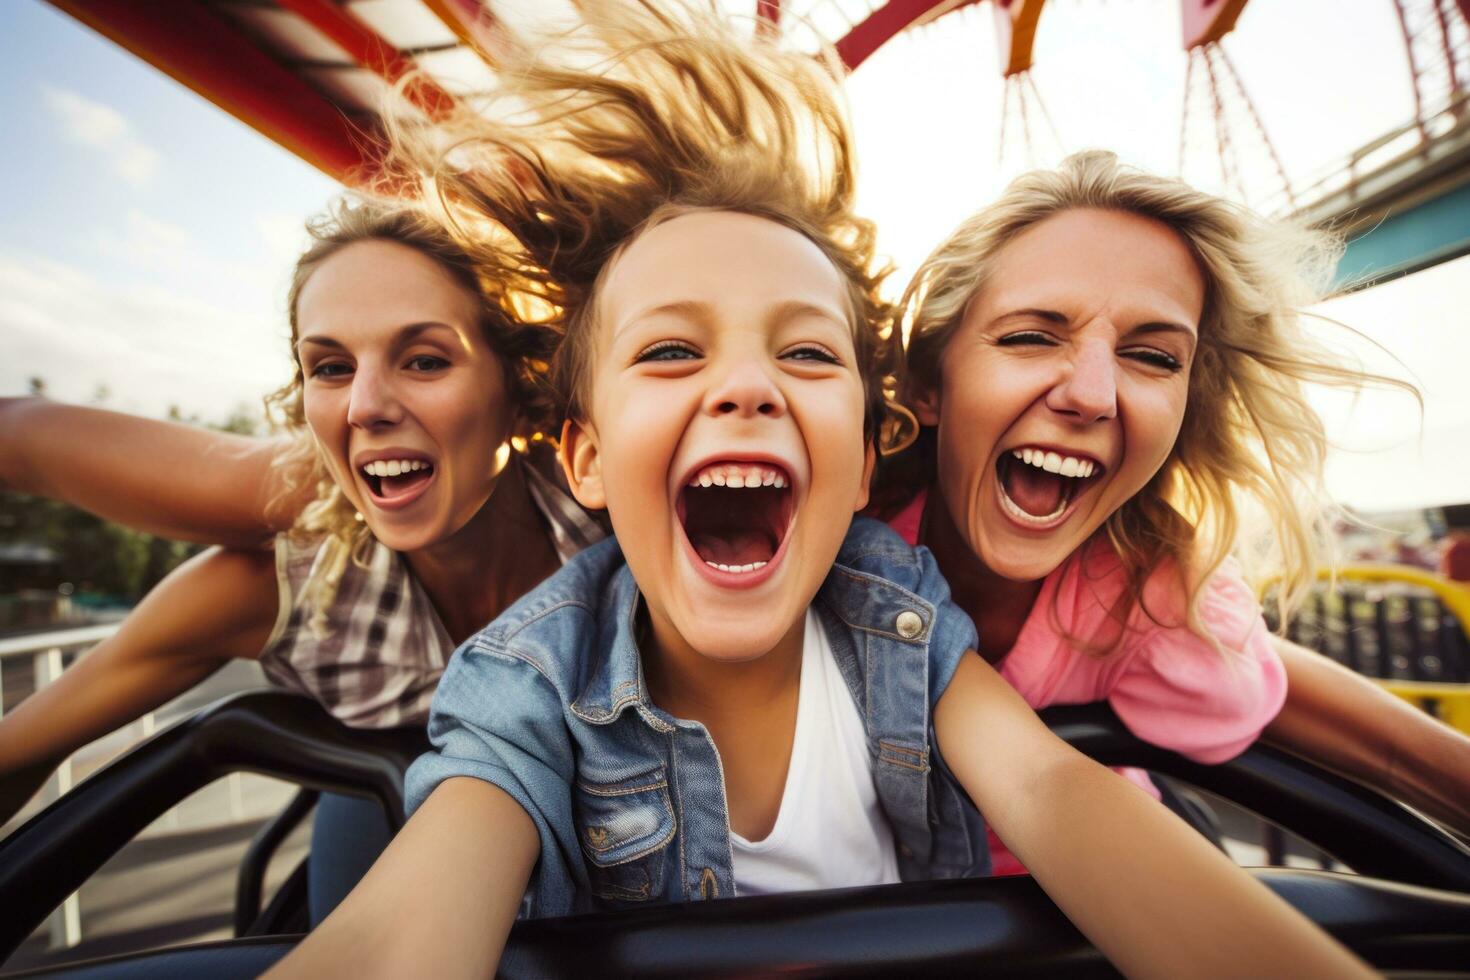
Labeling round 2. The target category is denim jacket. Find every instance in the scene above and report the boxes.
[405,516,990,918]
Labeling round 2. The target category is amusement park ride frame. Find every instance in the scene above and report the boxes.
[43,0,1470,288]
[6,1,1470,974]
[40,0,1265,184]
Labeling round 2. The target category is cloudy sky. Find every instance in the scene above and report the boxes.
[1,0,1465,509]
[0,1,337,422]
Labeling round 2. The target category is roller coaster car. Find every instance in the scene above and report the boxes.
[1,691,1468,978]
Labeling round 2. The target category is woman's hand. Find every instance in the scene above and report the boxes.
[1267,637,1470,835]
[935,652,1373,980]
[0,397,305,547]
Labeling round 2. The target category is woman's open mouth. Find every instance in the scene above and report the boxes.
[995,447,1105,529]
[676,461,795,584]
[361,457,436,509]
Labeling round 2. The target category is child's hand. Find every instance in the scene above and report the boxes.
[266,777,538,979]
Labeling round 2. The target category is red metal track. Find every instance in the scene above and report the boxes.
[44,0,373,182]
[834,0,982,71]
[275,0,458,119]
[421,0,505,65]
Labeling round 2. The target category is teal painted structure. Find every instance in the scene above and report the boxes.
[1336,180,1470,290]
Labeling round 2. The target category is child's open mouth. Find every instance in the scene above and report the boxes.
[676,461,795,578]
[995,447,1104,528]
[361,457,436,507]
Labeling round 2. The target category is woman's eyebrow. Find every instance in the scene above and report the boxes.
[1129,321,1199,350]
[990,309,1197,346]
[991,307,1069,327]
[296,322,458,353]
[395,321,467,351]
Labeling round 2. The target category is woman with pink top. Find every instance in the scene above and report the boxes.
[884,150,1470,871]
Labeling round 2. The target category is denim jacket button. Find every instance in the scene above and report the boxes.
[895,610,924,639]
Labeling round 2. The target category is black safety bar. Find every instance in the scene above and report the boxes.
[0,690,424,960]
[1043,703,1470,891]
[2,695,1468,967]
[233,787,319,937]
[8,871,1470,978]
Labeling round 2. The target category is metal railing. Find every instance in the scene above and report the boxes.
[1260,89,1470,222]
[2,625,300,962]
[0,624,121,951]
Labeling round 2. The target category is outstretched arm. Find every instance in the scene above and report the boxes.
[0,397,307,547]
[936,653,1372,980]
[0,547,279,824]
[265,777,539,979]
[1267,637,1470,834]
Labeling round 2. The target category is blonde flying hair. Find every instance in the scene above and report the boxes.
[380,0,899,437]
[900,150,1414,637]
[263,198,555,631]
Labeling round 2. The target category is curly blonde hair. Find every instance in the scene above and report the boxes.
[262,197,557,629]
[379,0,899,438]
[895,150,1415,636]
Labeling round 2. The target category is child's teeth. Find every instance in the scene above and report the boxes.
[704,560,769,574]
[687,464,789,489]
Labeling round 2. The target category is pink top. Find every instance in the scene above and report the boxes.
[888,491,1286,875]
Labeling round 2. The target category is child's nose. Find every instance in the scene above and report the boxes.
[704,359,786,419]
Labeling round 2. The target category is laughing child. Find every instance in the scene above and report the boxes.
[269,4,1370,977]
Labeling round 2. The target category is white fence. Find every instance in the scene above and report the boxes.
[0,624,122,950]
[0,624,277,952]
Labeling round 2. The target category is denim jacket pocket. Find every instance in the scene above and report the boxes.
[575,767,676,905]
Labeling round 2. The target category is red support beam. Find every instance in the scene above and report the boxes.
[421,0,507,65]
[834,0,982,72]
[756,0,782,40]
[993,0,1046,77]
[275,0,459,119]
[1180,0,1250,50]
[44,0,373,183]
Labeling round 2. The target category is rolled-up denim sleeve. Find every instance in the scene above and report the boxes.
[912,544,980,709]
[405,641,579,918]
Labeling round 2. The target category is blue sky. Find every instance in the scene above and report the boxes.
[1,0,336,420]
[1,0,1465,509]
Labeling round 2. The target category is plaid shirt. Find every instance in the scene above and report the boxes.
[257,450,606,729]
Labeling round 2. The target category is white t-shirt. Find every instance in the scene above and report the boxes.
[730,610,901,895]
